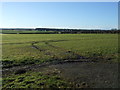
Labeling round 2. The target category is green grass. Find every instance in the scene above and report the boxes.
[2,34,119,68]
[2,71,71,88]
[51,34,118,61]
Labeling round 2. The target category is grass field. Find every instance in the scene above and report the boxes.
[2,34,119,88]
[2,34,118,67]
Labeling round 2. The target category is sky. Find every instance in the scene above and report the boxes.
[1,2,118,29]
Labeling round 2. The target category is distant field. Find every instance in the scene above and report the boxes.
[1,30,57,34]
[2,34,118,68]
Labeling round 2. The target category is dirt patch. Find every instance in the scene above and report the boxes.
[46,62,118,88]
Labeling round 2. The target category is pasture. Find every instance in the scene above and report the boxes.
[2,34,119,88]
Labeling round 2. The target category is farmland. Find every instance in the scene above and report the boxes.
[2,34,119,88]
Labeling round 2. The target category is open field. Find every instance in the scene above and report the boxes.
[2,34,119,88]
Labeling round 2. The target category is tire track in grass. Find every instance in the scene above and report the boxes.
[31,41,55,56]
[2,39,97,73]
[3,39,88,60]
[44,40,87,60]
[31,40,69,56]
[2,41,34,45]
[31,41,45,52]
[2,40,98,75]
[34,40,86,60]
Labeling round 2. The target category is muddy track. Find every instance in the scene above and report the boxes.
[2,59,97,76]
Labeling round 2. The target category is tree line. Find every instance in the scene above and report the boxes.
[1,28,120,34]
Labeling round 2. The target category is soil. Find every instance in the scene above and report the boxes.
[47,61,119,88]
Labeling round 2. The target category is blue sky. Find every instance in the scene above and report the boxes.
[1,2,118,29]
